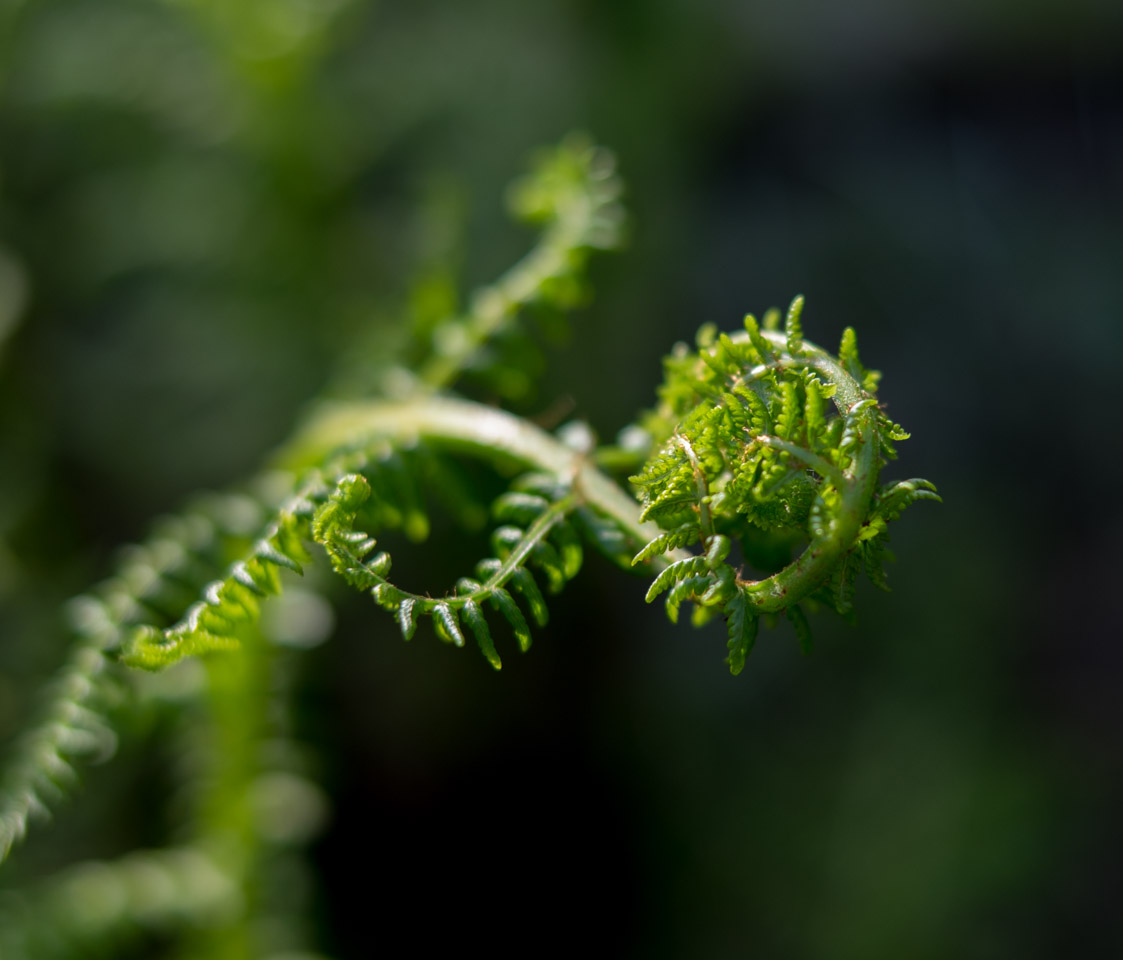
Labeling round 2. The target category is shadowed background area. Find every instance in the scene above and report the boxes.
[1,0,1121,957]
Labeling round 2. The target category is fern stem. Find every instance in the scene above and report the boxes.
[481,494,576,592]
[281,397,665,556]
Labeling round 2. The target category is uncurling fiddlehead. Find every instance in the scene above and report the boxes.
[630,297,940,673]
[0,136,938,904]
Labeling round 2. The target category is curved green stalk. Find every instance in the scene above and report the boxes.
[280,396,664,552]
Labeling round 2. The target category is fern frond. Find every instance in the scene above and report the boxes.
[0,134,942,960]
[785,294,805,353]
[0,846,238,959]
[786,604,814,655]
[645,555,710,603]
[120,428,572,674]
[460,599,501,670]
[804,376,827,451]
[487,586,533,653]
[839,326,862,378]
[121,488,319,670]
[632,522,700,566]
[303,464,589,670]
[828,551,860,620]
[861,536,893,592]
[665,575,713,624]
[874,478,942,522]
[507,566,550,628]
[0,640,116,863]
[743,313,775,364]
[630,298,937,670]
[1,482,313,861]
[397,596,418,641]
[724,588,759,676]
[417,134,625,394]
[432,602,465,648]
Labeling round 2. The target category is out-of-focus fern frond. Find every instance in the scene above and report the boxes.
[413,134,626,396]
[0,846,239,960]
[0,486,295,862]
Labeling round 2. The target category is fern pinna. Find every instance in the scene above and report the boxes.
[0,136,936,957]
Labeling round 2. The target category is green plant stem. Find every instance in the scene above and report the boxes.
[280,397,665,555]
[480,494,575,593]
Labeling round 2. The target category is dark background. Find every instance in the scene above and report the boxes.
[1,1,1121,957]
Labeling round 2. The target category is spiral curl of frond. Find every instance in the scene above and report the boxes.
[631,297,940,674]
[313,470,584,670]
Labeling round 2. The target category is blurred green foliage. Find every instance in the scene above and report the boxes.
[1,0,1122,957]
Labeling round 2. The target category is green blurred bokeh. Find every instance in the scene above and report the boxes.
[1,0,1121,956]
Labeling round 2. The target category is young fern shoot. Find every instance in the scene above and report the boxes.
[0,135,936,958]
[631,297,939,672]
